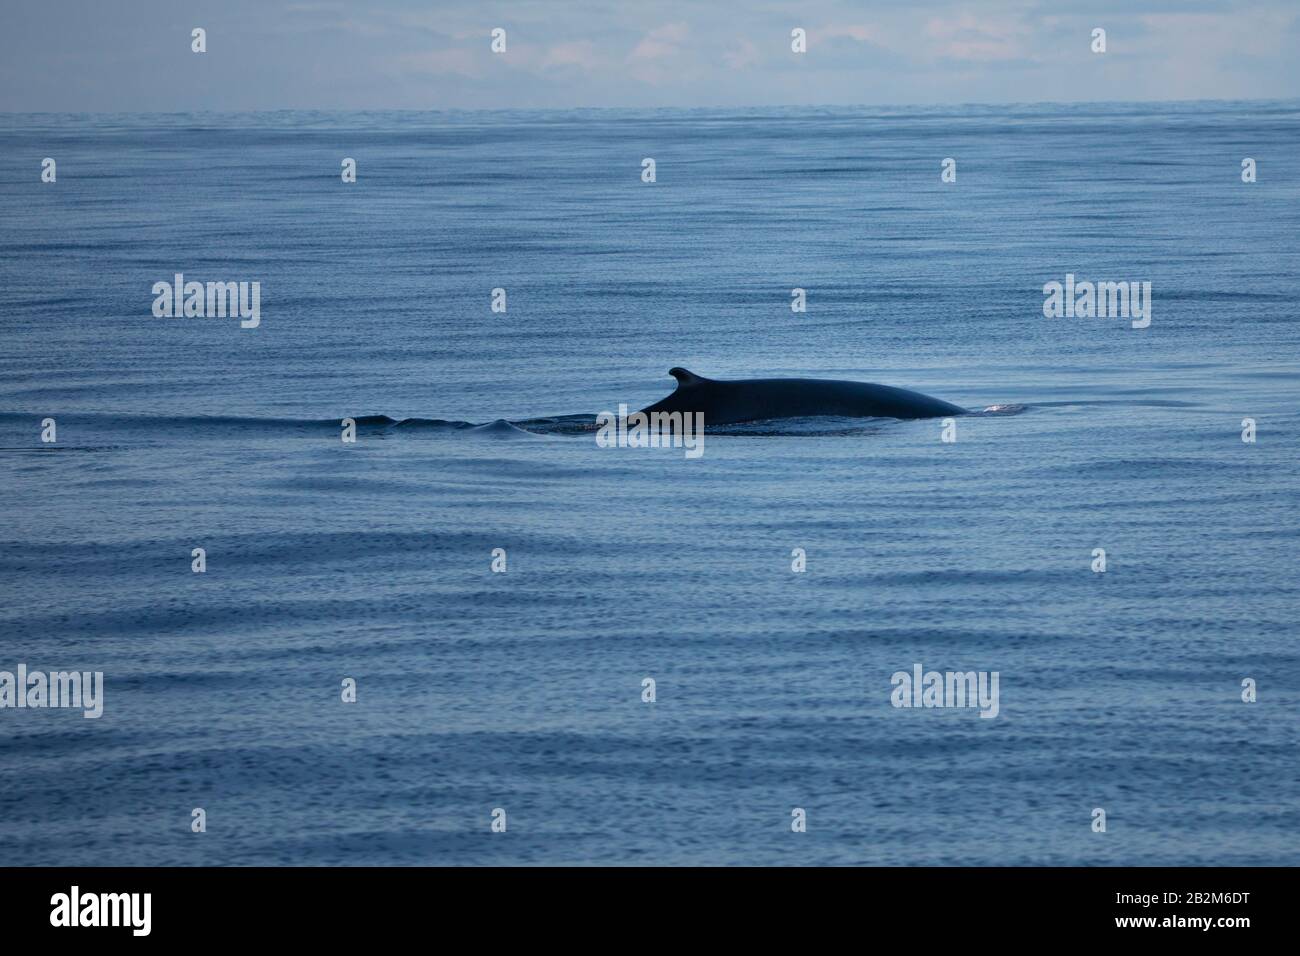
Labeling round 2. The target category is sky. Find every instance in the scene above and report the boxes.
[1,0,1297,111]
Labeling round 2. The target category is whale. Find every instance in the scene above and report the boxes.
[639,368,967,425]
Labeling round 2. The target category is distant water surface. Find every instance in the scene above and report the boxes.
[1,102,1298,865]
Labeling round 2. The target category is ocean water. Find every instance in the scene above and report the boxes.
[1,102,1298,866]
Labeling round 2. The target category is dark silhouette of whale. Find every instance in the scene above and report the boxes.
[639,368,967,424]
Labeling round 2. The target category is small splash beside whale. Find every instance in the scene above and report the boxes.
[390,417,549,438]
[463,419,543,439]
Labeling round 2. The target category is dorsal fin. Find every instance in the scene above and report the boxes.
[669,367,707,388]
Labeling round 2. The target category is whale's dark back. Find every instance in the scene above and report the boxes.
[640,369,966,424]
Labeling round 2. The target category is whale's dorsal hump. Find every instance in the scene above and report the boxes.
[669,367,708,388]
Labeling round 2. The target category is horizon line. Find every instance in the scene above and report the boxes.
[3,95,1299,118]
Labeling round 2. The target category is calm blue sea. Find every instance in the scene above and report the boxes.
[1,102,1298,865]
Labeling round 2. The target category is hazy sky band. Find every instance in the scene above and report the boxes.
[2,0,1297,111]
